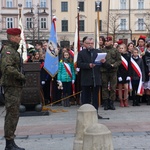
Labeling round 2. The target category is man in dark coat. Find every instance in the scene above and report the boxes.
[0,28,25,150]
[77,37,105,119]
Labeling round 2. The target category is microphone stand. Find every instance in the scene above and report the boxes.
[90,49,96,87]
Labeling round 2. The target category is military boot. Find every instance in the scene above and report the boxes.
[147,95,150,105]
[5,139,25,150]
[109,100,116,110]
[135,96,140,106]
[103,99,109,110]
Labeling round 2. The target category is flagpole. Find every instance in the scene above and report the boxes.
[18,3,22,19]
[96,1,101,107]
[77,2,80,52]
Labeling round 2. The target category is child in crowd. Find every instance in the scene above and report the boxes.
[127,42,134,55]
[143,43,150,105]
[130,48,145,106]
[117,44,131,107]
[57,51,76,107]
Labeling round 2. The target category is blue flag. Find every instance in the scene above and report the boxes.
[44,18,58,77]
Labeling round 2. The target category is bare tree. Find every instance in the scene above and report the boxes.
[143,12,150,37]
[103,12,121,42]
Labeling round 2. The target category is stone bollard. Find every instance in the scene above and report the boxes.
[82,123,114,150]
[73,104,98,150]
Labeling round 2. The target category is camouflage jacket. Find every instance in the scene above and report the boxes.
[100,46,121,72]
[0,41,25,87]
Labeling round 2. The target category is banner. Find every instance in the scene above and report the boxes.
[44,17,58,77]
[73,14,80,67]
[18,18,27,62]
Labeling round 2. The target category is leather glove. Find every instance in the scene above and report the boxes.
[118,77,122,82]
[72,80,75,84]
[126,76,131,81]
[41,81,45,85]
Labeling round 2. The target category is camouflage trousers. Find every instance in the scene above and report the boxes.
[4,86,22,140]
[101,72,117,101]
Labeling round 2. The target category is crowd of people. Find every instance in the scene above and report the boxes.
[25,34,150,112]
[1,27,150,149]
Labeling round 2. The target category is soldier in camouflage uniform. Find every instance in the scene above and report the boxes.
[101,36,121,110]
[0,28,25,150]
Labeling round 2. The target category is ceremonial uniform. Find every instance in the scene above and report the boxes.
[101,37,121,110]
[0,28,25,150]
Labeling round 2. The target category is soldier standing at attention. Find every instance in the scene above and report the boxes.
[0,28,25,150]
[101,36,121,110]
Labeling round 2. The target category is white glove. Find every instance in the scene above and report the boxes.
[76,68,80,72]
[126,76,131,81]
[118,77,122,82]
[72,80,75,84]
[41,81,45,85]
[57,80,61,84]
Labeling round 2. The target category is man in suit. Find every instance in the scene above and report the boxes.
[77,37,105,119]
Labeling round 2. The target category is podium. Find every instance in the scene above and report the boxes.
[21,62,42,111]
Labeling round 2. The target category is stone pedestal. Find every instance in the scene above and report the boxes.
[83,123,114,150]
[73,104,98,150]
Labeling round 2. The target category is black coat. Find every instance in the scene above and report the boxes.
[143,50,150,82]
[77,48,102,86]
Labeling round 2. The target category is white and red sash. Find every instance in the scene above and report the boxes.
[131,57,143,95]
[121,56,128,70]
[63,62,72,78]
[121,56,132,90]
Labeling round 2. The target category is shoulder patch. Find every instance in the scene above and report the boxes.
[6,51,11,54]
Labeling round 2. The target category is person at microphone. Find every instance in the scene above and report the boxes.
[77,37,105,119]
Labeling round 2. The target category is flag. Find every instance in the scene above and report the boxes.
[18,18,27,62]
[44,17,58,77]
[73,14,80,67]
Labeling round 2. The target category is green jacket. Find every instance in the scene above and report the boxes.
[0,41,25,87]
[57,61,76,82]
[101,46,121,72]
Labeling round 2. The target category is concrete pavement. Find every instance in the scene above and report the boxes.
[0,101,150,149]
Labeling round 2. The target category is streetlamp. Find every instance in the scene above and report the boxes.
[96,0,101,34]
[18,3,22,19]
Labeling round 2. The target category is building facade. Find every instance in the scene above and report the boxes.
[0,0,149,47]
[0,0,52,46]
[52,0,109,46]
[109,0,150,43]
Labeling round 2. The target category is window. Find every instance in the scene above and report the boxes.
[6,17,13,28]
[62,20,68,31]
[26,18,32,29]
[79,2,84,11]
[138,18,144,30]
[138,0,144,9]
[40,0,46,8]
[79,20,84,31]
[61,2,68,12]
[120,0,126,9]
[26,0,32,8]
[41,18,47,29]
[120,19,126,30]
[6,0,13,7]
[95,2,102,11]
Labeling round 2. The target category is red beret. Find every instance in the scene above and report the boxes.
[7,28,21,35]
[105,36,112,41]
[117,40,123,45]
[139,35,146,40]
